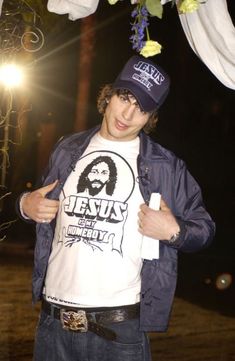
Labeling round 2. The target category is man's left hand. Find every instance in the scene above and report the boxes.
[138,198,180,241]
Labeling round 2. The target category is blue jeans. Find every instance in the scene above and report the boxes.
[33,310,152,361]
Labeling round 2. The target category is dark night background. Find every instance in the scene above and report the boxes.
[1,0,235,314]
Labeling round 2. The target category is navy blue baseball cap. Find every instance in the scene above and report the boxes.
[113,55,170,112]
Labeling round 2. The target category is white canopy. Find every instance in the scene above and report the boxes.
[47,0,99,20]
[178,0,235,90]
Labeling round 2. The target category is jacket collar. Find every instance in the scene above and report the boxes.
[139,130,170,162]
[61,125,168,164]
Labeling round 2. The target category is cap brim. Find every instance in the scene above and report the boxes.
[113,79,158,112]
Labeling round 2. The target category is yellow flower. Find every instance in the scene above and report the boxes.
[140,40,162,58]
[178,0,199,14]
[107,0,119,4]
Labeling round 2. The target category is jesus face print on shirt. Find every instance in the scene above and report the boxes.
[58,151,135,255]
[76,156,117,197]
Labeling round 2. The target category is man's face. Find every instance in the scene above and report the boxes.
[86,161,110,196]
[100,93,150,142]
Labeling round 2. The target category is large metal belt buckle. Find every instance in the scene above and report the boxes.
[60,309,88,332]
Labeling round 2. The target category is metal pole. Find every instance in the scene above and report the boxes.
[0,89,12,212]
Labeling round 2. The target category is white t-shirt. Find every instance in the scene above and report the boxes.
[44,132,144,307]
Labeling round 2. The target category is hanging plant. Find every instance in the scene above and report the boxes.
[107,0,207,57]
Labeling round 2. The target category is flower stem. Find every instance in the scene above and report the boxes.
[146,25,150,40]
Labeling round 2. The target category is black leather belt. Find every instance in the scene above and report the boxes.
[42,299,140,341]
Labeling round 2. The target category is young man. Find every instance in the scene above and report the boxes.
[17,55,215,361]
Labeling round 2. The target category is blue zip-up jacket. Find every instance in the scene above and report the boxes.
[24,125,215,332]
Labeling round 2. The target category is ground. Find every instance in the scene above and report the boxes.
[0,241,235,361]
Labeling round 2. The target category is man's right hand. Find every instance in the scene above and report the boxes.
[21,180,60,223]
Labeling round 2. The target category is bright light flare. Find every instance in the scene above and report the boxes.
[0,64,24,88]
[215,273,232,291]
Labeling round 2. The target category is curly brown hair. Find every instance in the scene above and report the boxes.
[97,84,158,134]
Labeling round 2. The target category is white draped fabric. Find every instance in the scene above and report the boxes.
[178,0,235,90]
[47,0,99,20]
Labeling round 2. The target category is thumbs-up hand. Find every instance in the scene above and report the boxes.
[21,180,60,223]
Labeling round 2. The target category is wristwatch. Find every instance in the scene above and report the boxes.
[169,230,180,243]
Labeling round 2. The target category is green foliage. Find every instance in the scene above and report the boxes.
[146,0,163,19]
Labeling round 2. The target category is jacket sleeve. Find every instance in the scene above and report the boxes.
[165,158,216,253]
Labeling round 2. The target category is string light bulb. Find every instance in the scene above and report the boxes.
[0,64,24,88]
